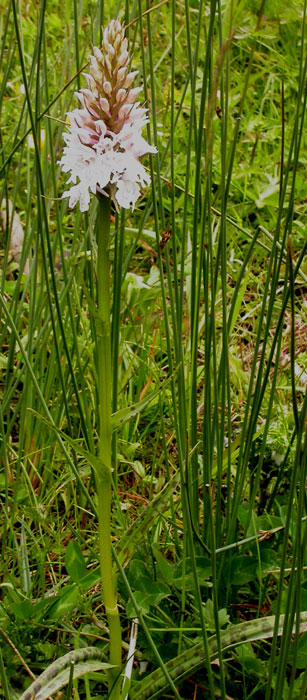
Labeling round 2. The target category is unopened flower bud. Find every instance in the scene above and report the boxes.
[93,46,103,62]
[117,66,128,81]
[90,56,100,74]
[82,73,96,90]
[126,87,142,103]
[100,97,110,114]
[107,44,115,59]
[124,71,138,88]
[103,81,112,95]
[114,34,122,51]
[104,55,112,74]
[116,88,126,103]
[81,88,97,104]
[118,51,129,67]
[75,91,85,108]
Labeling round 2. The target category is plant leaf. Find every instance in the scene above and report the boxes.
[65,541,86,583]
[129,613,307,700]
[18,647,112,700]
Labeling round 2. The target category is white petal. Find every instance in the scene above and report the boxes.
[62,183,91,212]
[115,179,140,210]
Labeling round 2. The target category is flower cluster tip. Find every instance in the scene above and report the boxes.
[59,19,156,212]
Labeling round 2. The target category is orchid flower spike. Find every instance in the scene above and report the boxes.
[59,19,156,212]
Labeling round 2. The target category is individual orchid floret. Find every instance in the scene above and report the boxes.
[59,18,156,212]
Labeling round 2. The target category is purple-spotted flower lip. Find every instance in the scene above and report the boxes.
[59,18,156,212]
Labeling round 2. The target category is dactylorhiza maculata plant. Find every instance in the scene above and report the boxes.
[59,18,156,212]
[59,19,156,699]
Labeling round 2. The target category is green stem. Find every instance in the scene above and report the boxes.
[96,194,122,698]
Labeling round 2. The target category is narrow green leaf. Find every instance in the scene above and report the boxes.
[18,649,112,700]
[118,471,180,566]
[65,540,86,583]
[129,613,307,700]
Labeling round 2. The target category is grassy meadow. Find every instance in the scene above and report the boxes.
[0,0,307,698]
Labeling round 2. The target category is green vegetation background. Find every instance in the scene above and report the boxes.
[0,1,306,698]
